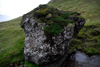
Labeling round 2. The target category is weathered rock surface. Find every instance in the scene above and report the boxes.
[20,5,85,67]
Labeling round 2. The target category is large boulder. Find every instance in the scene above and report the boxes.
[20,5,85,67]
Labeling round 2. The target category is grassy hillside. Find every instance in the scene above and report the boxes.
[0,17,25,67]
[48,0,100,26]
[0,0,100,67]
[68,25,100,55]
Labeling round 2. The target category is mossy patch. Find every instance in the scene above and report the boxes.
[84,48,99,55]
[24,61,39,67]
[68,39,82,51]
[31,5,80,36]
[0,17,25,67]
[68,25,100,55]
[44,23,63,36]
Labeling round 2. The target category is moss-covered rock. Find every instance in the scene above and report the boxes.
[28,5,81,37]
[21,4,85,67]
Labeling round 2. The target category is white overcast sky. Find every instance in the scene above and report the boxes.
[0,0,50,22]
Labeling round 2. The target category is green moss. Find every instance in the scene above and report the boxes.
[68,25,100,55]
[85,48,99,55]
[0,17,25,67]
[40,18,48,23]
[90,28,100,36]
[24,61,39,67]
[36,8,48,17]
[77,34,87,39]
[62,12,75,18]
[44,23,63,36]
[33,5,76,37]
[68,39,82,51]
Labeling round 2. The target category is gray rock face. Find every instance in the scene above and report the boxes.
[20,6,85,67]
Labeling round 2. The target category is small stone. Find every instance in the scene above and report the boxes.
[46,13,52,19]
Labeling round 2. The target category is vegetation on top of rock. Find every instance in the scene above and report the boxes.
[32,5,80,36]
[44,23,63,36]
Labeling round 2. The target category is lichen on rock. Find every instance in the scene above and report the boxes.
[20,4,85,67]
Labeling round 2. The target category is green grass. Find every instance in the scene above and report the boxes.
[68,25,100,55]
[48,0,100,26]
[24,61,39,67]
[0,17,25,67]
